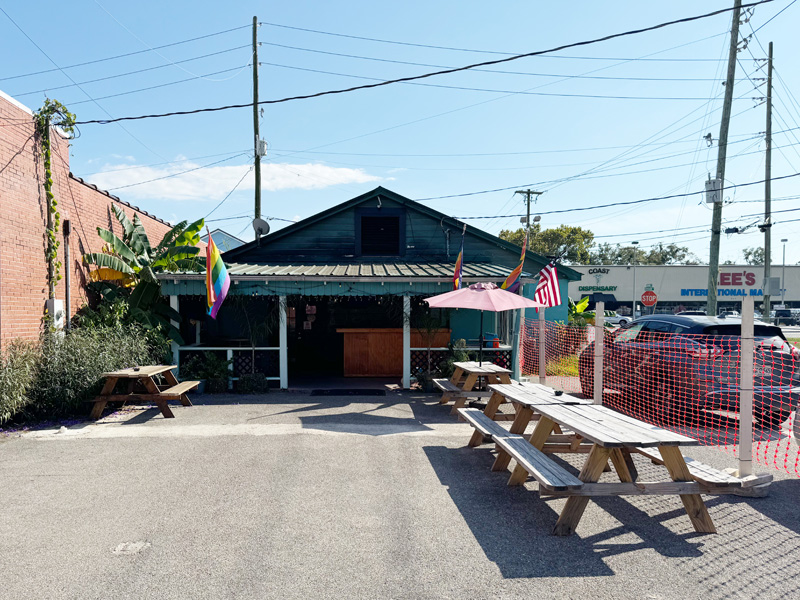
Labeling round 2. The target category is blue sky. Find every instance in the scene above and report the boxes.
[2,1,799,264]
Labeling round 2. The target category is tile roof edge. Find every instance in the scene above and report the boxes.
[68,172,171,226]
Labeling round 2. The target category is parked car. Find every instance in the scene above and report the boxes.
[717,310,741,318]
[578,314,800,429]
[773,309,797,326]
[603,312,631,327]
[677,310,707,316]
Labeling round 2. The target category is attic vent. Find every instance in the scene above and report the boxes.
[361,216,400,255]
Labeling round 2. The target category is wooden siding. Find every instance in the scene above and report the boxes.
[229,195,543,272]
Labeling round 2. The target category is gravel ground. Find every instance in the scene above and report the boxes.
[1,390,798,600]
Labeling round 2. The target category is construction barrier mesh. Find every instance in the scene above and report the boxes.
[521,318,800,476]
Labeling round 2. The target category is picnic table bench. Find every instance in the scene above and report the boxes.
[460,383,722,536]
[89,365,199,420]
[435,361,513,416]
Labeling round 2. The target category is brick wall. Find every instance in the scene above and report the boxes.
[0,92,173,348]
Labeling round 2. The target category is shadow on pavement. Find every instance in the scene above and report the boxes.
[422,444,615,578]
[299,412,432,436]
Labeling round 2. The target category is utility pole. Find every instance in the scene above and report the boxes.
[763,42,774,322]
[252,16,261,220]
[707,0,742,317]
[515,189,543,236]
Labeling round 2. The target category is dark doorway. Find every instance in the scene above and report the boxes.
[287,296,402,377]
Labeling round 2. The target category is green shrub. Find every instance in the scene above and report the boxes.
[27,325,152,418]
[0,340,38,424]
[237,372,270,394]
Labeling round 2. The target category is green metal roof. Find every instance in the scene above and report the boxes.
[162,261,529,281]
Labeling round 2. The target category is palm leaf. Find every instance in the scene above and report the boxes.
[96,228,140,266]
[138,265,159,283]
[111,204,135,241]
[151,246,201,269]
[172,257,205,272]
[174,218,204,247]
[128,214,152,260]
[83,253,135,275]
[128,280,161,312]
[153,220,189,256]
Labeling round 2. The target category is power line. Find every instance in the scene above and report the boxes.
[258,60,742,101]
[204,166,253,219]
[74,2,771,125]
[259,40,741,81]
[105,153,249,191]
[11,45,250,97]
[0,5,168,161]
[79,149,251,177]
[449,170,800,219]
[257,21,730,62]
[65,64,251,106]
[0,24,250,82]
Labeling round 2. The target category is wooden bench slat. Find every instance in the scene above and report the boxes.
[160,380,200,397]
[457,408,512,439]
[634,447,743,487]
[493,435,584,491]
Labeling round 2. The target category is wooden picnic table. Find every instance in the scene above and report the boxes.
[433,361,513,415]
[459,382,718,536]
[89,365,199,420]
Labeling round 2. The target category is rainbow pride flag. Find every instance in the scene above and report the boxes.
[453,224,466,290]
[501,231,526,294]
[206,230,230,319]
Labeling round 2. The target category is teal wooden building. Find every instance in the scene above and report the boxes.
[160,187,581,388]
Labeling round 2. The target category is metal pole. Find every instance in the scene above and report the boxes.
[782,240,787,305]
[402,296,411,388]
[763,42,773,321]
[279,295,288,389]
[63,218,71,329]
[511,285,523,381]
[739,294,754,477]
[593,301,604,405]
[708,0,743,316]
[538,308,546,385]
[632,261,636,317]
[252,16,262,221]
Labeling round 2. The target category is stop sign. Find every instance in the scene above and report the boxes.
[641,291,658,306]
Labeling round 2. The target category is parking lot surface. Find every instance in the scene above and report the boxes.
[1,391,799,600]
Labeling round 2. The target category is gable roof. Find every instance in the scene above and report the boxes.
[222,187,581,280]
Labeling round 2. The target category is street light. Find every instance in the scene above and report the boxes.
[782,238,788,306]
[631,241,639,317]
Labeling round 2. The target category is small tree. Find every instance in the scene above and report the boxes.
[83,204,204,342]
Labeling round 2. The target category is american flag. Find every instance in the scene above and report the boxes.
[534,261,561,307]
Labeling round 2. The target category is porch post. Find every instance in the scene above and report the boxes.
[169,295,179,366]
[279,295,288,389]
[511,285,523,381]
[402,295,411,389]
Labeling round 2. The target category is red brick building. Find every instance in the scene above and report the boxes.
[0,91,173,348]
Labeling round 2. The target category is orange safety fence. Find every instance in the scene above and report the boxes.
[521,317,800,476]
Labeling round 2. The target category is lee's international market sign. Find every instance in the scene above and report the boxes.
[569,265,793,303]
[682,270,763,297]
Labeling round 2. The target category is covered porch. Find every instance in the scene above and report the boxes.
[160,262,531,389]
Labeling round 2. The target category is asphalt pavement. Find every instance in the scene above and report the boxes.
[1,391,799,600]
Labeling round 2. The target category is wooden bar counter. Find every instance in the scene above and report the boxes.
[336,328,451,377]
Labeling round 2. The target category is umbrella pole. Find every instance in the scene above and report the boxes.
[479,311,484,364]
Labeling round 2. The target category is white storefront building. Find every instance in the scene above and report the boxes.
[568,265,799,314]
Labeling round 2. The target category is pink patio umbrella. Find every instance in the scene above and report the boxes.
[424,282,544,364]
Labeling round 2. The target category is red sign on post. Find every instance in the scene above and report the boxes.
[641,291,658,307]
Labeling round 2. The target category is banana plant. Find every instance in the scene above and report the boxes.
[83,204,204,343]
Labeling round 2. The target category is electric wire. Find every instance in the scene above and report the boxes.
[104,152,249,191]
[12,45,251,97]
[74,2,771,125]
[203,166,254,219]
[0,24,251,82]
[257,60,741,101]
[0,5,168,161]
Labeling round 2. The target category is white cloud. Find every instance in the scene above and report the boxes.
[88,161,381,202]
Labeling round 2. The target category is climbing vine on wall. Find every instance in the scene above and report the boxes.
[34,99,76,299]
